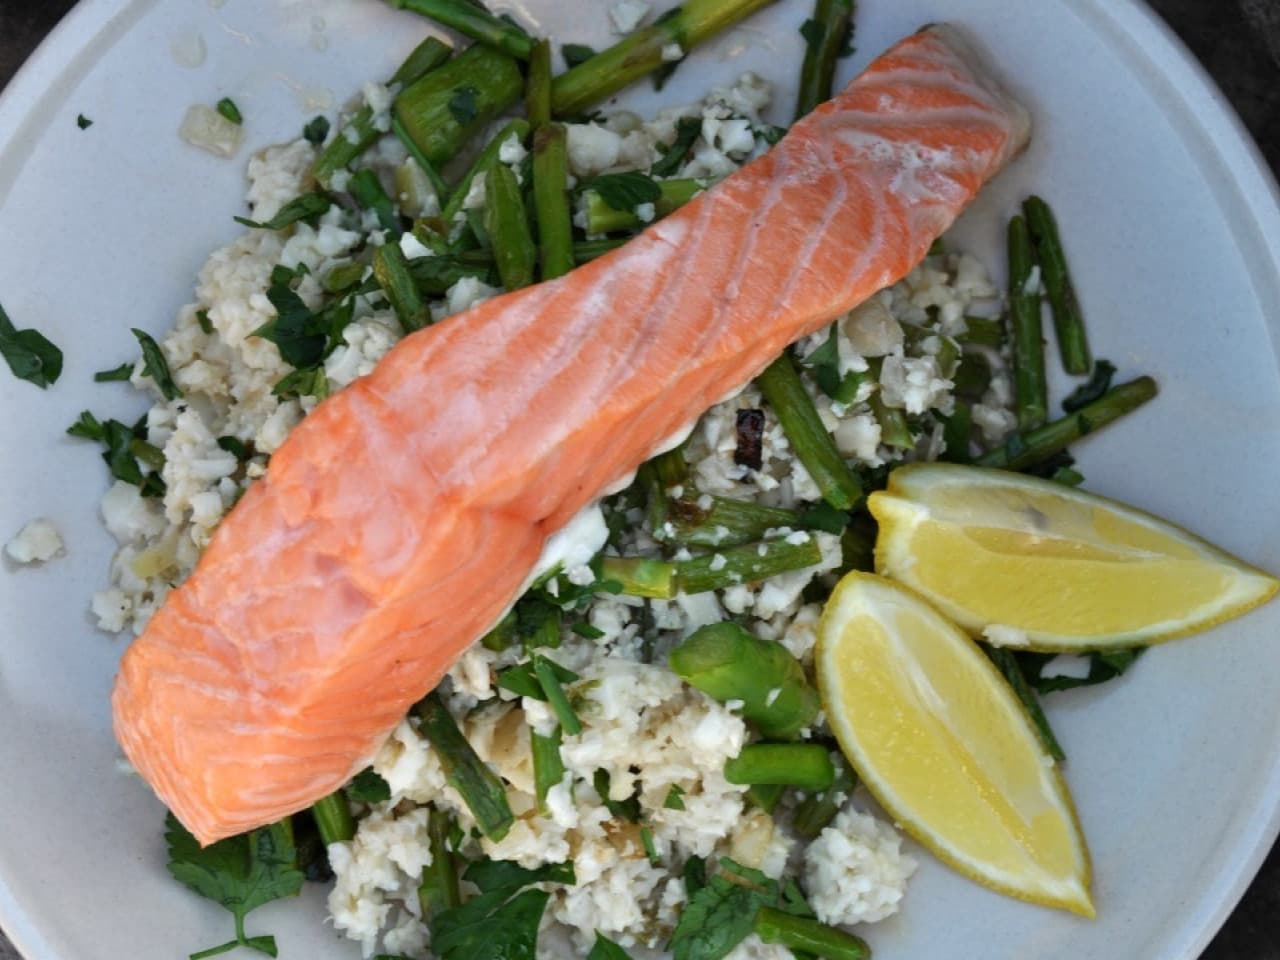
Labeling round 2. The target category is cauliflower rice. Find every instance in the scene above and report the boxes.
[90,65,1012,960]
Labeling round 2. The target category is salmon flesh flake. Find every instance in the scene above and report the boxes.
[113,24,1030,844]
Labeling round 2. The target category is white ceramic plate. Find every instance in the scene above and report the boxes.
[1,1,1278,958]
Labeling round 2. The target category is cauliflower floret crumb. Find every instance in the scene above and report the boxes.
[803,804,918,925]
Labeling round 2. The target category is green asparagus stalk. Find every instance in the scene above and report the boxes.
[724,744,835,791]
[417,807,461,917]
[959,314,1005,348]
[583,178,706,234]
[975,376,1158,471]
[791,752,856,838]
[1008,214,1048,431]
[754,906,870,960]
[484,162,537,290]
[675,535,823,594]
[451,235,623,267]
[438,118,531,228]
[1024,195,1091,375]
[941,402,973,464]
[794,0,855,118]
[533,654,581,735]
[532,124,576,280]
[599,556,676,598]
[531,727,566,815]
[573,236,629,261]
[669,621,820,739]
[406,251,498,293]
[414,693,514,840]
[746,783,785,813]
[392,115,452,206]
[385,0,535,60]
[525,38,553,129]
[868,390,913,450]
[312,36,452,185]
[311,791,355,845]
[373,243,433,332]
[395,44,524,167]
[756,353,863,510]
[550,0,781,117]
[348,168,400,235]
[667,495,802,548]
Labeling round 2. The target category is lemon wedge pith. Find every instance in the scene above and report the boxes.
[816,572,1094,916]
[869,463,1278,651]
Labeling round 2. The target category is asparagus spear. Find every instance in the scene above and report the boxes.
[484,163,537,290]
[414,693,514,840]
[1024,195,1091,375]
[583,178,706,234]
[599,556,676,598]
[312,36,452,186]
[754,906,870,960]
[532,124,576,280]
[724,744,835,790]
[417,807,461,917]
[746,783,785,813]
[756,353,864,510]
[385,0,534,60]
[406,251,499,294]
[667,495,802,548]
[525,38,553,129]
[373,243,433,332]
[867,390,913,450]
[391,115,452,207]
[438,119,531,228]
[675,535,823,593]
[975,376,1158,471]
[348,168,400,235]
[550,0,781,117]
[310,791,355,845]
[791,753,857,838]
[669,622,820,739]
[395,44,524,167]
[794,0,855,118]
[531,727,566,815]
[1008,214,1048,431]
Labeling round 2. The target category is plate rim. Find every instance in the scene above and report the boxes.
[0,1,1277,958]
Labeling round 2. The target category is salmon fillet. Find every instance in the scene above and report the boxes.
[113,24,1030,844]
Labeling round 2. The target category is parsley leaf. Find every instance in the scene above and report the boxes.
[94,362,134,382]
[165,813,304,960]
[0,301,63,389]
[77,113,93,130]
[562,43,598,68]
[669,859,810,960]
[1017,648,1145,694]
[663,784,687,810]
[589,172,662,213]
[588,932,633,959]
[67,411,166,497]
[497,657,579,700]
[197,309,214,334]
[592,769,641,823]
[651,116,702,178]
[216,97,243,126]
[303,115,330,145]
[235,192,332,231]
[345,768,392,804]
[447,86,480,127]
[1063,358,1117,413]
[254,285,327,369]
[271,366,330,400]
[132,328,182,400]
[430,859,575,960]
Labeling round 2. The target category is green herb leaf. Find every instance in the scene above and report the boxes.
[345,768,392,804]
[640,826,660,866]
[534,654,582,735]
[165,813,304,960]
[76,113,93,130]
[561,43,598,68]
[0,302,63,389]
[132,328,182,400]
[67,411,166,496]
[664,784,686,810]
[216,97,243,125]
[430,859,575,960]
[497,657,579,700]
[589,172,662,213]
[1018,648,1145,694]
[588,932,633,959]
[1063,358,1117,413]
[669,858,809,960]
[197,309,214,334]
[592,769,641,823]
[447,86,480,127]
[272,366,330,400]
[235,192,332,231]
[216,436,251,460]
[651,116,702,178]
[254,286,326,369]
[94,362,134,382]
[303,115,330,145]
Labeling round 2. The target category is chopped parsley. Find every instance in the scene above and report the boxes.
[663,784,687,810]
[592,769,641,823]
[1018,647,1145,694]
[589,171,662,213]
[344,768,392,805]
[1063,358,1117,413]
[651,116,702,178]
[0,300,63,389]
[76,113,93,130]
[588,933,633,959]
[234,192,332,231]
[196,309,214,334]
[303,115,330,145]
[93,362,134,383]
[430,859,575,960]
[497,656,578,700]
[67,411,165,497]
[216,97,243,126]
[669,858,811,960]
[165,813,304,960]
[132,328,182,400]
[216,435,252,460]
[447,86,480,127]
[561,43,598,69]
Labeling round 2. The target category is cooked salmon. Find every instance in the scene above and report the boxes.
[113,24,1031,844]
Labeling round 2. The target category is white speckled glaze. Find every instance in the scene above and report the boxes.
[0,2,1277,959]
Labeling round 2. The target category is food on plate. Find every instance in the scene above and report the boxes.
[59,1,1275,957]
[111,21,1031,847]
[3,518,64,565]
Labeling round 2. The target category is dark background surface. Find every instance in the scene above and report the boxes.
[0,0,1277,958]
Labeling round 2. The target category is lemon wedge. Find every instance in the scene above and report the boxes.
[869,463,1278,651]
[816,571,1094,915]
